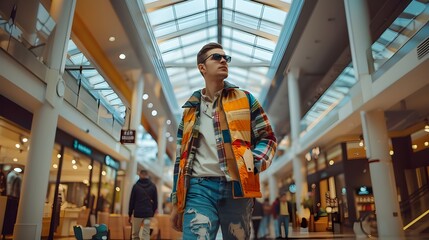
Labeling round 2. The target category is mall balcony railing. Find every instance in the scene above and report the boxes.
[0,2,124,141]
[299,0,428,143]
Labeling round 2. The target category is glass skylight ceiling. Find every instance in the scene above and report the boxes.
[142,0,292,107]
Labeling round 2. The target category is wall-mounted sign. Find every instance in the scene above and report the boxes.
[73,139,92,155]
[288,184,296,193]
[120,129,136,144]
[105,155,120,170]
[356,186,372,195]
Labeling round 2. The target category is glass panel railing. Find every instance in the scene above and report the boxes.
[300,63,356,134]
[372,0,429,72]
[0,2,55,58]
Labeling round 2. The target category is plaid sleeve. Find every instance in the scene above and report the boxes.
[246,92,277,173]
[170,115,184,205]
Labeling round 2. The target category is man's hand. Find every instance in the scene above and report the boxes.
[128,216,132,224]
[170,207,183,232]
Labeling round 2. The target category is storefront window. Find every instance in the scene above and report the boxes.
[91,160,101,214]
[100,165,116,213]
[317,153,326,170]
[326,144,342,166]
[346,141,367,160]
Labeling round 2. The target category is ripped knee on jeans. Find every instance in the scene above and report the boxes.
[186,208,211,239]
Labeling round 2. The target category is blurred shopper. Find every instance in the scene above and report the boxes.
[170,42,277,239]
[271,197,280,238]
[252,199,264,239]
[128,169,158,240]
[276,192,293,239]
[259,198,272,238]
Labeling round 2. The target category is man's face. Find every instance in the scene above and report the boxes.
[199,48,229,80]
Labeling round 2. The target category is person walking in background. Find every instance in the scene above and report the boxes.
[252,199,264,239]
[128,169,158,240]
[169,42,277,239]
[271,197,280,238]
[259,198,272,238]
[276,192,293,239]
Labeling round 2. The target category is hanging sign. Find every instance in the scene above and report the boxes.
[120,129,136,144]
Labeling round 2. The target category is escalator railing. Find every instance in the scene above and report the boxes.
[401,184,429,231]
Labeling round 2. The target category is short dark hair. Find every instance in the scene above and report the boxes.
[197,42,223,64]
[139,169,148,175]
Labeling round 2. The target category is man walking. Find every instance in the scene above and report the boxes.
[170,42,277,239]
[129,169,158,240]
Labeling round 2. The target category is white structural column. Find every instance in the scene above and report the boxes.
[268,174,278,203]
[156,119,167,214]
[13,1,76,239]
[345,0,404,237]
[287,68,308,219]
[361,111,404,238]
[344,0,374,102]
[122,77,144,215]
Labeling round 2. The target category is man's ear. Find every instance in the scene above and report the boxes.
[198,63,206,75]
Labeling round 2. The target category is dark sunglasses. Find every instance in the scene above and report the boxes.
[201,53,231,63]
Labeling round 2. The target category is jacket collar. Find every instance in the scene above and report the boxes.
[182,81,238,108]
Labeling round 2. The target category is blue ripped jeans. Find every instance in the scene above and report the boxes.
[183,177,253,240]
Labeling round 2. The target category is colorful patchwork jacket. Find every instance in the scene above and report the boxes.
[171,81,277,213]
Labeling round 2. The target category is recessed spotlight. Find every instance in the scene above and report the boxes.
[152,110,158,116]
[109,36,116,42]
[166,119,171,125]
[147,103,153,108]
[15,143,20,149]
[13,158,18,162]
[168,136,174,142]
[119,53,126,59]
[142,94,149,100]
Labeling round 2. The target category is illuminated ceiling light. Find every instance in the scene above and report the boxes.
[72,165,78,170]
[305,152,311,161]
[71,159,76,164]
[168,136,174,142]
[412,144,418,150]
[20,136,28,143]
[88,165,93,170]
[53,164,58,169]
[147,103,153,108]
[14,167,22,173]
[329,160,334,165]
[119,53,126,59]
[13,158,18,162]
[108,36,116,42]
[165,132,171,138]
[142,94,149,100]
[425,142,428,147]
[57,154,61,159]
[425,121,429,132]
[102,170,106,176]
[389,150,394,156]
[151,110,158,116]
[359,135,364,147]
[166,119,171,125]
[15,143,20,149]
[115,187,120,192]
[83,179,89,185]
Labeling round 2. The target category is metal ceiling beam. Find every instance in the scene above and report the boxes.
[217,0,223,44]
[223,21,278,41]
[157,20,217,42]
[253,0,291,12]
[163,61,271,68]
[144,0,186,12]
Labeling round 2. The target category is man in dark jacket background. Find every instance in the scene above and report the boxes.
[128,169,158,240]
